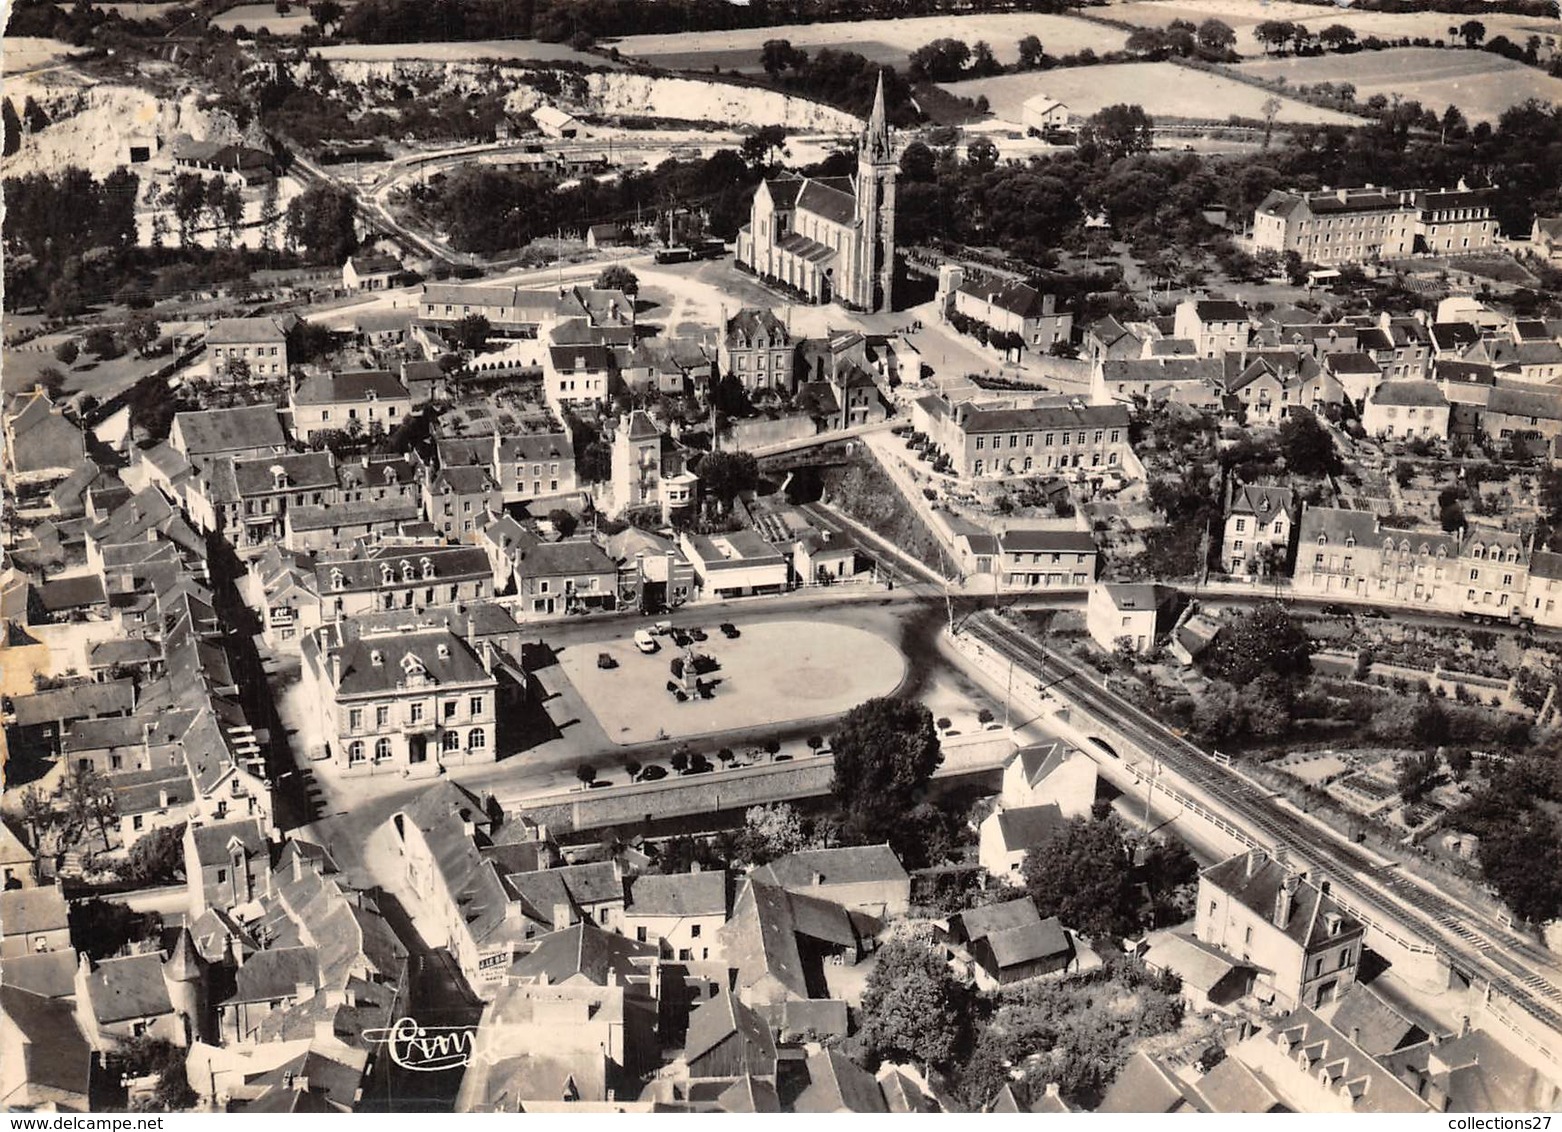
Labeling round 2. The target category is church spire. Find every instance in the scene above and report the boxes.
[864,70,890,161]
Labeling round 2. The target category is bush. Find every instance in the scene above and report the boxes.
[53,339,79,365]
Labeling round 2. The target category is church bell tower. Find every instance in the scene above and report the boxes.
[855,71,897,314]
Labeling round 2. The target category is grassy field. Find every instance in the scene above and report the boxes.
[1234,46,1562,122]
[314,39,609,65]
[1105,0,1560,58]
[209,4,318,34]
[611,13,1129,70]
[2,36,78,74]
[940,61,1367,125]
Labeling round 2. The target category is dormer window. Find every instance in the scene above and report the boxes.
[1317,535,1328,546]
[330,569,344,591]
[437,643,450,659]
[401,653,427,680]
[401,561,415,582]
[1345,536,1355,549]
[420,557,434,580]
[371,650,384,666]
[380,564,394,585]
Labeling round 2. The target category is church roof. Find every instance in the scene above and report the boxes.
[797,179,859,227]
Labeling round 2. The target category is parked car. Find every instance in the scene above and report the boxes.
[689,627,708,642]
[597,652,618,669]
[634,629,658,653]
[654,620,673,636]
[670,628,691,647]
[1320,603,1353,617]
[1362,608,1391,619]
[719,622,740,639]
[639,764,667,781]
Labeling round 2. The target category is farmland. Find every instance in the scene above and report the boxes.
[1234,46,1562,123]
[1105,0,1560,58]
[609,13,1129,72]
[2,36,78,74]
[940,62,1367,126]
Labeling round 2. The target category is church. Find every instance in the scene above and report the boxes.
[735,73,897,314]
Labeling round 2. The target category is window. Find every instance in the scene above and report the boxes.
[690,924,701,938]
[443,731,460,752]
[597,907,610,924]
[133,814,145,831]
[468,728,486,750]
[1235,519,1247,533]
[410,702,424,724]
[348,741,365,765]
[374,737,392,761]
[636,926,648,943]
[349,708,364,731]
[470,696,484,717]
[445,700,458,720]
[376,706,390,728]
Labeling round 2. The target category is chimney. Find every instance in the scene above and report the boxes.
[1044,1083,1061,1099]
[811,872,825,887]
[1246,849,1260,879]
[158,788,170,808]
[1274,874,1298,929]
[553,902,572,931]
[292,1075,310,1094]
[482,640,494,675]
[467,617,477,650]
[1350,1026,1362,1046]
[292,852,305,883]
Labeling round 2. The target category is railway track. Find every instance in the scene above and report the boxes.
[966,610,1562,1051]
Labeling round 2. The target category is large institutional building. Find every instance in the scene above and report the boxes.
[736,74,897,313]
[1250,184,1498,265]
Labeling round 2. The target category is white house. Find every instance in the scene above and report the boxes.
[979,803,1066,884]
[999,741,1097,818]
[1087,582,1176,654]
[342,253,402,291]
[1021,94,1070,134]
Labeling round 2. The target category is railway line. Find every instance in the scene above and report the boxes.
[965,609,1562,1059]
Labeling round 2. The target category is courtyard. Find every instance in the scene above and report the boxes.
[555,618,909,744]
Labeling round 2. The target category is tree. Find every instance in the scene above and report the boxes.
[595,263,639,296]
[858,936,967,1069]
[1196,18,1236,52]
[670,749,690,774]
[1254,19,1297,53]
[908,37,971,82]
[453,313,491,351]
[969,40,1002,77]
[1126,27,1168,56]
[20,785,52,848]
[1260,96,1283,149]
[1082,104,1154,162]
[54,338,79,365]
[70,898,156,960]
[2,98,20,157]
[1447,747,1474,781]
[124,823,186,885]
[284,183,357,264]
[1022,814,1140,940]
[21,96,50,134]
[1017,34,1046,69]
[60,764,116,850]
[899,140,936,183]
[309,0,343,32]
[84,327,121,359]
[741,125,788,171]
[1199,601,1312,688]
[547,508,579,537]
[576,763,597,787]
[966,137,999,172]
[1319,24,1357,51]
[738,802,817,864]
[1459,19,1486,47]
[125,310,161,356]
[697,450,758,511]
[759,38,806,77]
[831,696,942,852]
[1397,749,1440,804]
[170,172,207,247]
[1278,407,1339,475]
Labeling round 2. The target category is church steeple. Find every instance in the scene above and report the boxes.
[863,70,891,162]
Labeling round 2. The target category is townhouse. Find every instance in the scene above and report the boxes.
[424,463,502,539]
[952,276,1073,353]
[185,451,338,555]
[720,308,796,394]
[1361,381,1450,440]
[997,528,1098,591]
[1173,298,1253,359]
[169,405,288,476]
[288,370,414,444]
[314,544,493,618]
[914,396,1132,481]
[302,622,499,776]
[206,315,295,381]
[609,411,699,522]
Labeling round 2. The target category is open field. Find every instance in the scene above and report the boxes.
[610,13,1129,70]
[556,619,909,744]
[314,39,609,65]
[1233,46,1562,123]
[1,36,78,74]
[940,61,1367,125]
[209,4,317,34]
[1105,0,1560,58]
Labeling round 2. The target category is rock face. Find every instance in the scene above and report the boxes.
[294,59,862,133]
[5,81,248,178]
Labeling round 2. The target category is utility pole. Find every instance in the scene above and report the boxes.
[1142,755,1160,832]
[1003,653,1015,729]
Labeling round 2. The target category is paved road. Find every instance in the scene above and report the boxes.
[965,610,1562,1063]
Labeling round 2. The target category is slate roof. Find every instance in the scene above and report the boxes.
[292,370,410,405]
[994,803,1066,853]
[173,405,287,456]
[226,946,320,1004]
[795,1050,887,1113]
[207,316,289,346]
[1370,381,1448,408]
[624,870,727,918]
[958,278,1056,320]
[82,952,175,1023]
[189,817,269,868]
[0,884,69,936]
[6,391,86,475]
[506,924,652,986]
[497,432,572,463]
[683,986,776,1075]
[796,179,859,227]
[1202,850,1362,951]
[1194,300,1250,323]
[1260,1006,1431,1112]
[956,400,1130,434]
[0,985,93,1101]
[313,545,490,592]
[725,306,788,347]
[1097,1050,1205,1113]
[325,628,491,698]
[513,537,618,578]
[1,949,79,998]
[1319,983,1427,1056]
[999,528,1097,555]
[762,176,804,210]
[346,253,402,276]
[1487,386,1562,422]
[751,844,907,890]
[1191,1055,1284,1112]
